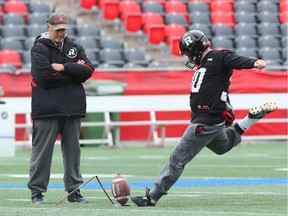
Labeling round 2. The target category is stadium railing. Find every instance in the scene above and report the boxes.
[2,93,288,147]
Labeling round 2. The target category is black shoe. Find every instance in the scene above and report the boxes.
[130,188,156,207]
[67,190,88,203]
[248,102,278,119]
[31,193,44,205]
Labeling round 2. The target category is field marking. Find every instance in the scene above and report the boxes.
[0,206,286,216]
[0,174,135,179]
[169,193,287,198]
[0,178,286,189]
[275,168,288,171]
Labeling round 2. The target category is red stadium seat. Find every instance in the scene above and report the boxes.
[125,13,142,32]
[210,1,233,13]
[0,50,22,69]
[165,1,188,14]
[102,0,120,20]
[170,37,182,56]
[81,0,97,9]
[280,11,288,24]
[0,5,3,21]
[147,24,166,45]
[211,12,235,29]
[4,1,29,22]
[97,0,104,9]
[119,0,141,22]
[142,12,165,34]
[164,1,189,24]
[279,1,288,13]
[165,23,186,46]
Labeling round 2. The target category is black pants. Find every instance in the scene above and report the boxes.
[27,117,84,196]
[152,122,241,198]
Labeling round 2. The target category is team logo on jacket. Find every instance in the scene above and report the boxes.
[66,47,77,58]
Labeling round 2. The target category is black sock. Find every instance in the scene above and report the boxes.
[234,123,245,135]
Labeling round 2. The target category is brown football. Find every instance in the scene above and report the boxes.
[111,173,131,206]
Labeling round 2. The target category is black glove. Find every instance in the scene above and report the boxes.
[222,102,235,127]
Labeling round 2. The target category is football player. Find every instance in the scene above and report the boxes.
[131,30,278,207]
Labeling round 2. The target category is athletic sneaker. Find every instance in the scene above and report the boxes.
[31,193,44,205]
[67,190,88,203]
[248,102,278,119]
[130,188,156,207]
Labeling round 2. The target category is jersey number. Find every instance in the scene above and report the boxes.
[191,68,206,92]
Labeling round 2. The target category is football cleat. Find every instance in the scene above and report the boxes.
[130,188,156,207]
[67,190,88,203]
[31,193,44,205]
[248,102,278,119]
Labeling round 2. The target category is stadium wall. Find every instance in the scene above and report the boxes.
[0,70,287,141]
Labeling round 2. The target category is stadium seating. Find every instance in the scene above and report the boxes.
[1,24,26,40]
[76,24,101,39]
[119,0,141,22]
[235,36,258,50]
[210,1,234,13]
[99,48,125,67]
[188,2,210,14]
[124,12,142,32]
[211,36,235,50]
[0,38,24,54]
[212,24,234,38]
[142,1,164,15]
[99,37,124,50]
[0,50,22,69]
[0,0,286,72]
[101,0,120,20]
[211,12,235,29]
[3,13,26,26]
[29,2,51,14]
[124,48,149,67]
[235,47,258,59]
[234,1,256,13]
[164,24,186,56]
[81,0,97,9]
[76,36,100,52]
[142,12,165,34]
[0,64,17,74]
[146,24,166,45]
[4,0,29,22]
[28,12,49,25]
[188,23,212,39]
[164,1,189,24]
[235,11,257,24]
[257,1,278,13]
[165,13,188,27]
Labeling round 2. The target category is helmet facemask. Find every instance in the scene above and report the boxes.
[184,47,202,70]
[179,30,210,69]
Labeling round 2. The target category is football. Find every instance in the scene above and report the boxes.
[111,173,130,206]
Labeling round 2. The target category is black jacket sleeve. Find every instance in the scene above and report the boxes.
[31,43,74,88]
[62,44,94,83]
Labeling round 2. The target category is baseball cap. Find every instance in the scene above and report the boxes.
[47,12,69,30]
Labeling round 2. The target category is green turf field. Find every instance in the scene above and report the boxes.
[0,142,287,216]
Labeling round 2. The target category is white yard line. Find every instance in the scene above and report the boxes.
[0,206,286,216]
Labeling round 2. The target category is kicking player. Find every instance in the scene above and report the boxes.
[131,30,278,207]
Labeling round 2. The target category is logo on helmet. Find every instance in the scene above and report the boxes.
[184,36,194,47]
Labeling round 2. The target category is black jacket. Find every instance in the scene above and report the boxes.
[31,32,94,120]
[190,49,257,125]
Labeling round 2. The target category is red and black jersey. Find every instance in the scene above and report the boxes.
[190,49,256,125]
